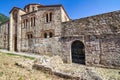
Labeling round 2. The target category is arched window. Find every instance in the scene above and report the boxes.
[31,18,33,26]
[26,19,28,27]
[27,7,29,12]
[44,33,47,38]
[49,32,53,38]
[45,12,53,23]
[23,20,25,28]
[27,34,30,39]
[46,14,49,23]
[13,10,18,23]
[27,33,33,47]
[27,33,33,39]
[32,7,35,11]
[34,17,35,26]
[50,12,52,21]
[30,34,33,38]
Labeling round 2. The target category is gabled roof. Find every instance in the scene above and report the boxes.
[9,7,25,13]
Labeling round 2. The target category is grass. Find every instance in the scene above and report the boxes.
[22,55,35,60]
[95,67,120,80]
[0,52,35,60]
[0,71,3,77]
[0,51,64,80]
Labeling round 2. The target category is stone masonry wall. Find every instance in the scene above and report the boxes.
[0,21,9,50]
[20,6,63,57]
[61,11,120,68]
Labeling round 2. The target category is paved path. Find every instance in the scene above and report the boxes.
[0,49,41,58]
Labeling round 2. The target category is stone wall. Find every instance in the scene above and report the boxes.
[61,11,120,68]
[0,21,9,50]
[20,6,65,57]
[62,10,120,36]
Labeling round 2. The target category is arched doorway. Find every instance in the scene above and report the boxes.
[71,40,85,64]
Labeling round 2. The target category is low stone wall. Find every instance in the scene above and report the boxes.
[32,64,80,79]
[32,63,104,80]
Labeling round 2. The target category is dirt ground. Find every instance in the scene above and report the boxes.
[0,52,120,80]
[0,53,66,80]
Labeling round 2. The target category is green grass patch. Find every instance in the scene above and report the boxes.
[0,71,3,77]
[5,53,19,56]
[0,52,35,60]
[22,55,35,60]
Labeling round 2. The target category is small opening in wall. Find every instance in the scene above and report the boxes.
[32,7,35,11]
[49,32,53,38]
[46,14,49,23]
[27,35,30,39]
[50,12,52,21]
[30,34,33,38]
[26,19,28,27]
[44,33,47,38]
[27,7,29,12]
[34,17,35,26]
[31,18,33,26]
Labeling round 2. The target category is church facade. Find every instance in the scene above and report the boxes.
[0,3,120,68]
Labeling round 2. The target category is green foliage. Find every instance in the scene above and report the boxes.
[6,53,35,60]
[18,76,24,80]
[0,13,9,25]
[0,52,35,60]
[0,71,3,77]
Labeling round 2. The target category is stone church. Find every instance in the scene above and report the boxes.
[0,3,120,68]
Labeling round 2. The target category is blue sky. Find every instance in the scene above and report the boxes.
[0,0,120,19]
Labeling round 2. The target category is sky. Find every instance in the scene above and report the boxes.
[0,0,120,19]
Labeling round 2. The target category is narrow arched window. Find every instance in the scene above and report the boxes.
[34,17,35,26]
[23,20,25,28]
[31,18,33,26]
[44,33,47,38]
[27,34,30,39]
[46,14,49,23]
[30,34,33,38]
[49,32,53,38]
[27,34,33,39]
[50,12,52,21]
[26,19,28,27]
[32,7,35,11]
